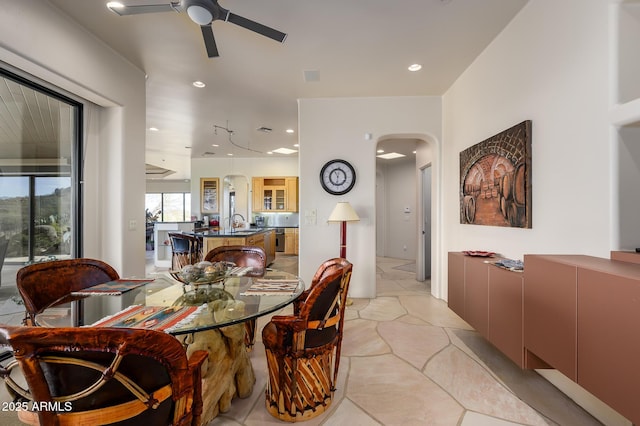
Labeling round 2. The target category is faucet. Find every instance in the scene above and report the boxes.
[230,213,245,232]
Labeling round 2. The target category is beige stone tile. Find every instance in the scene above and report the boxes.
[376,277,410,296]
[377,321,449,370]
[359,296,407,321]
[424,346,549,426]
[348,354,464,426]
[399,294,473,329]
[342,318,390,356]
[461,411,527,426]
[323,398,382,425]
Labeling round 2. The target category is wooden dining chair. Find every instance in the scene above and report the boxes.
[0,325,208,426]
[292,258,351,316]
[262,259,353,421]
[16,258,120,326]
[168,233,203,270]
[204,245,267,350]
[203,245,266,276]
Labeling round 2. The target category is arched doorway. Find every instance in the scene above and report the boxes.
[374,135,441,296]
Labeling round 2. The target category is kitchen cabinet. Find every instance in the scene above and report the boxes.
[252,177,298,212]
[284,228,299,255]
[203,236,245,255]
[263,229,276,265]
[202,229,276,265]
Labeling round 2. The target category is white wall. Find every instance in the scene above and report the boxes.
[442,0,623,423]
[442,0,609,263]
[146,180,191,193]
[376,157,417,260]
[298,97,442,298]
[0,1,147,277]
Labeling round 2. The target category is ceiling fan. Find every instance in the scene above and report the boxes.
[107,0,287,58]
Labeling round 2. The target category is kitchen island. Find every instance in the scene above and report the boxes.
[197,228,276,265]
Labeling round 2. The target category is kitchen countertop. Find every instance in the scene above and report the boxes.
[189,228,274,238]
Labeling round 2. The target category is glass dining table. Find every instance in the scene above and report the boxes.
[35,269,305,335]
[34,268,305,423]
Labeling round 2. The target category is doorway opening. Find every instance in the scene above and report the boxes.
[374,135,437,292]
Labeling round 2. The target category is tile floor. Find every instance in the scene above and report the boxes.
[0,255,603,425]
[209,256,602,426]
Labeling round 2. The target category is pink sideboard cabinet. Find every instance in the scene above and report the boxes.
[448,252,524,367]
[524,253,640,425]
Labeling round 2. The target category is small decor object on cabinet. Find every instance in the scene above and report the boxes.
[201,177,220,214]
[460,120,532,228]
[320,159,356,195]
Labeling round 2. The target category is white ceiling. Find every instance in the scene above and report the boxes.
[42,0,528,179]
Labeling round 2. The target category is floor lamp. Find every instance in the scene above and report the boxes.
[327,201,360,259]
[328,202,359,305]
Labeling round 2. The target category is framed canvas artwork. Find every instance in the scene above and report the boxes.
[459,120,532,228]
[201,177,220,214]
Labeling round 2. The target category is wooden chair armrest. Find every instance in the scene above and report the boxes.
[269,315,306,331]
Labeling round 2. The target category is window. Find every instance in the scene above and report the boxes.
[145,193,191,222]
[0,68,82,263]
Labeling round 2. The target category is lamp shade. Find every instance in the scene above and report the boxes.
[328,202,360,222]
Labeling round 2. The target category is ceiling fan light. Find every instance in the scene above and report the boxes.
[187,5,213,25]
[106,2,124,10]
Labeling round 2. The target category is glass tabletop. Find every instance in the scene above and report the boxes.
[35,269,305,336]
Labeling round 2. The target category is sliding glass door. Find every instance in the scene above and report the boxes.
[0,68,82,264]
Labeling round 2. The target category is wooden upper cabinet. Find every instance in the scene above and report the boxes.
[252,177,298,212]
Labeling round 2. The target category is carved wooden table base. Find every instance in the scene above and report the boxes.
[180,323,255,423]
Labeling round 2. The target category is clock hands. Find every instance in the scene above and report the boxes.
[329,169,347,186]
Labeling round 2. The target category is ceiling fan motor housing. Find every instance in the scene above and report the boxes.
[183,0,228,25]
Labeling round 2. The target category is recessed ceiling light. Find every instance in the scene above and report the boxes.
[267,151,273,155]
[286,129,295,134]
[408,64,422,72]
[293,143,299,148]
[413,150,417,154]
[211,144,219,147]
[377,149,385,153]
[272,147,298,155]
[377,152,406,160]
[149,127,159,132]
[227,153,233,156]
[192,81,206,88]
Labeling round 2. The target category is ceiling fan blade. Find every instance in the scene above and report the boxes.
[107,3,178,16]
[201,25,220,58]
[226,12,287,43]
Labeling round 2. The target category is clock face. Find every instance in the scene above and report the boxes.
[320,159,356,195]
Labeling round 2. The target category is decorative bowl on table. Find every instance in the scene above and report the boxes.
[462,250,496,257]
[170,261,236,286]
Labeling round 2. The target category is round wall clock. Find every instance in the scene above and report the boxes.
[320,159,356,195]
